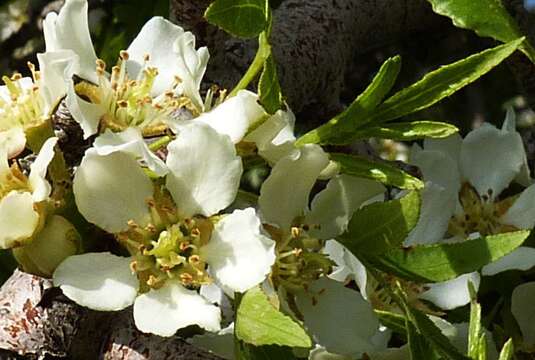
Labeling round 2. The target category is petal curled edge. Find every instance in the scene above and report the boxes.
[73,150,153,233]
[134,281,221,336]
[53,252,138,311]
[202,208,276,293]
[481,246,535,276]
[166,123,242,217]
[259,144,329,230]
[29,137,57,202]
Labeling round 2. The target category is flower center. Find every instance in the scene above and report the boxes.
[117,187,213,292]
[268,223,333,293]
[75,51,196,137]
[448,182,517,237]
[0,67,46,132]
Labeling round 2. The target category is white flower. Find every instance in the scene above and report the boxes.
[405,111,535,309]
[0,134,57,249]
[54,123,275,336]
[44,0,209,138]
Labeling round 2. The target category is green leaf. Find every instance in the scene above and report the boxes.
[427,0,535,63]
[338,191,420,255]
[369,38,524,124]
[407,318,440,360]
[259,54,283,114]
[205,0,268,38]
[235,343,298,360]
[296,55,401,145]
[371,230,530,282]
[236,286,311,348]
[351,121,459,141]
[330,153,424,190]
[498,339,514,360]
[468,284,483,359]
[374,310,407,338]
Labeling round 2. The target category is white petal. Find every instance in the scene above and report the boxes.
[481,247,535,276]
[126,17,185,96]
[501,183,535,229]
[0,191,39,249]
[423,133,462,165]
[259,144,329,230]
[73,150,152,233]
[460,123,525,198]
[419,272,480,310]
[174,32,210,110]
[404,183,456,246]
[195,90,265,143]
[512,282,535,346]
[65,79,105,138]
[43,0,97,83]
[0,127,26,159]
[53,252,138,311]
[37,50,78,115]
[410,148,461,195]
[502,108,531,186]
[324,240,368,299]
[189,324,235,360]
[29,137,57,202]
[306,175,385,240]
[296,277,379,357]
[133,281,221,336]
[166,123,242,217]
[93,128,168,176]
[202,208,276,293]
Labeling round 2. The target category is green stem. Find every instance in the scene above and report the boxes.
[228,32,271,98]
[148,135,173,151]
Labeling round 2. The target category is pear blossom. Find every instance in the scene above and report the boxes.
[53,123,275,336]
[405,110,535,309]
[44,0,209,138]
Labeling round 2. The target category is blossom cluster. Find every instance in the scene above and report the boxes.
[1,0,534,359]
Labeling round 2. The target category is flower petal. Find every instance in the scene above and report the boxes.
[423,133,462,165]
[404,182,456,246]
[306,175,385,240]
[166,123,242,217]
[512,282,535,346]
[53,252,138,311]
[259,144,329,230]
[73,150,152,233]
[126,17,201,97]
[133,281,221,336]
[29,137,57,202]
[0,191,39,249]
[501,183,535,229]
[419,272,480,310]
[93,128,168,176]
[410,148,460,195]
[202,208,276,293]
[0,127,26,159]
[460,123,525,198]
[481,246,535,276]
[65,79,105,138]
[503,108,532,186]
[195,90,265,143]
[43,0,97,83]
[295,277,379,357]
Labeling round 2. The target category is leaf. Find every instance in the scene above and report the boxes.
[235,343,298,360]
[205,0,268,38]
[427,0,535,63]
[468,283,483,359]
[374,310,407,338]
[296,56,401,145]
[352,121,459,141]
[338,191,420,255]
[371,230,530,282]
[407,318,440,360]
[330,153,424,190]
[370,38,524,124]
[235,286,312,348]
[498,339,514,360]
[259,54,283,114]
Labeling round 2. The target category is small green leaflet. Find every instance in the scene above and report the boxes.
[407,318,440,360]
[371,230,530,282]
[498,339,514,360]
[369,38,524,124]
[338,191,420,255]
[235,286,311,348]
[330,153,423,190]
[468,283,484,360]
[205,0,268,38]
[296,55,401,145]
[427,0,535,63]
[259,54,283,114]
[351,121,459,141]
